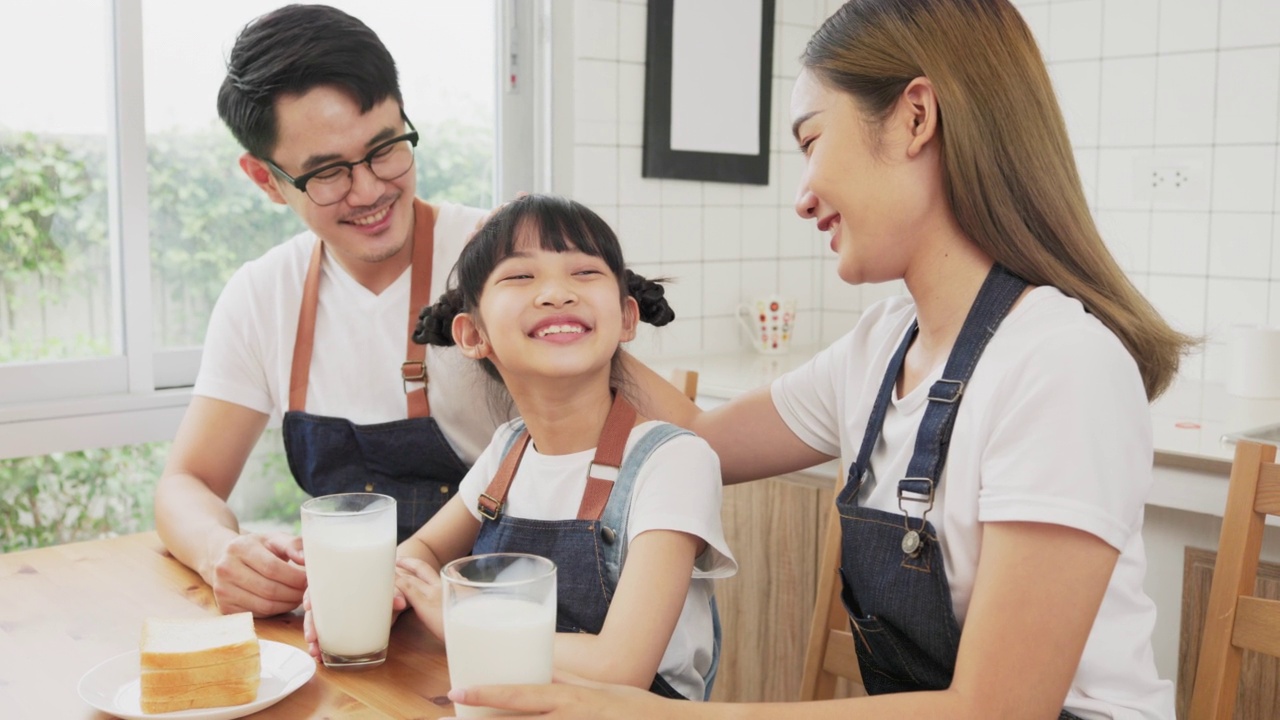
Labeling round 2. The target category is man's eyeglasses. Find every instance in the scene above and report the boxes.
[264,117,419,207]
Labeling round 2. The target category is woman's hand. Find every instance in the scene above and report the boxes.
[448,670,675,719]
[395,556,447,641]
[302,585,408,660]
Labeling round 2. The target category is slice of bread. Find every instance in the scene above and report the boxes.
[139,679,259,714]
[139,612,261,714]
[140,654,261,689]
[140,613,259,669]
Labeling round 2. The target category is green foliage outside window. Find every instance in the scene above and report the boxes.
[0,119,492,552]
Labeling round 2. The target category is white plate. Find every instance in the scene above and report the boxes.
[78,639,316,720]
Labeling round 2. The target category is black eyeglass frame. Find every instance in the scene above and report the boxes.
[263,116,419,205]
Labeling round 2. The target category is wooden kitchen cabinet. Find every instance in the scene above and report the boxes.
[710,472,861,702]
[1177,547,1280,719]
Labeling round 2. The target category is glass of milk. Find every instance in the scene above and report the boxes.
[441,553,557,717]
[300,493,397,669]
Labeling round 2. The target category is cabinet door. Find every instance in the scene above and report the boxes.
[710,477,823,702]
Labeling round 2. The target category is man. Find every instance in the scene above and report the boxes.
[155,4,502,617]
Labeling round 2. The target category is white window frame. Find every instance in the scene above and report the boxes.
[0,0,551,461]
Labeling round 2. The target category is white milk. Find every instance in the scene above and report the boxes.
[445,594,555,718]
[305,526,395,657]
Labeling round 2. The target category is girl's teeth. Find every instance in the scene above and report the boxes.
[537,325,584,337]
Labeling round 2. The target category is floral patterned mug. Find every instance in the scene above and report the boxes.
[736,295,797,354]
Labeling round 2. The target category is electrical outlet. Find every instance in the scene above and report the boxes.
[1133,152,1210,208]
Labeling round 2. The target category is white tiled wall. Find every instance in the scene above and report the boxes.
[562,0,1280,382]
[562,0,865,358]
[1021,0,1280,383]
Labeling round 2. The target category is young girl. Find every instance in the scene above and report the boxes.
[449,1,1191,718]
[391,193,734,701]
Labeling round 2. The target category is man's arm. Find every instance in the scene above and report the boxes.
[154,396,307,616]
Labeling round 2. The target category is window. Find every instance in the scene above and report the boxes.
[0,2,114,368]
[1,1,542,456]
[1,0,548,499]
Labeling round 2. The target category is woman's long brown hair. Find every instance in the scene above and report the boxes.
[804,0,1196,400]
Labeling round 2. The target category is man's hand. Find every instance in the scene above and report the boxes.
[207,532,307,617]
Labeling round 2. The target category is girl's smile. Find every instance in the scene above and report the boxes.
[530,315,593,343]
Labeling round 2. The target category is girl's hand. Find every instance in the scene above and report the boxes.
[302,585,409,660]
[448,670,671,719]
[395,556,447,640]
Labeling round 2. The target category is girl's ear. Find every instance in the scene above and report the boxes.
[452,313,491,359]
[620,296,640,343]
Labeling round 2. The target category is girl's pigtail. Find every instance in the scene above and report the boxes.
[624,269,675,327]
[413,288,465,346]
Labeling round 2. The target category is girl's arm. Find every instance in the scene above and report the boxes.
[448,519,1119,719]
[394,495,484,640]
[620,352,832,484]
[553,529,702,689]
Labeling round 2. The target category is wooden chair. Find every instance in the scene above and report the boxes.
[799,485,866,700]
[670,369,699,401]
[1188,440,1280,719]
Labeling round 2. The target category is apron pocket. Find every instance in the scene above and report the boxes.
[837,568,925,692]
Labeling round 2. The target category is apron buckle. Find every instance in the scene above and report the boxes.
[477,492,503,521]
[401,360,428,395]
[926,378,964,403]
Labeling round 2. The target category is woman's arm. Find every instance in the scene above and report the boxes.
[552,529,701,689]
[621,353,833,484]
[448,519,1119,719]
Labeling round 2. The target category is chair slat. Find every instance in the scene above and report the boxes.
[1255,463,1280,515]
[1231,596,1280,657]
[821,629,859,677]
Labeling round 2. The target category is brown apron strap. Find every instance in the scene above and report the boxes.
[478,430,531,520]
[475,392,638,523]
[401,199,436,419]
[575,392,637,521]
[287,239,324,412]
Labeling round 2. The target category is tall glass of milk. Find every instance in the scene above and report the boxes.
[301,493,397,669]
[441,553,557,718]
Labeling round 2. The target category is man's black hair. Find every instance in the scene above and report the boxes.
[216,4,402,160]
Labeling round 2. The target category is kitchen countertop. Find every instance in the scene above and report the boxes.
[639,345,1280,479]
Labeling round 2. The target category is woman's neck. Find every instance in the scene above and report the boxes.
[901,215,995,369]
[505,375,618,456]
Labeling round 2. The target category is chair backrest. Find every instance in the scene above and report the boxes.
[1189,440,1280,719]
[799,481,866,700]
[670,369,699,401]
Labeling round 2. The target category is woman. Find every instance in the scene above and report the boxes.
[449,1,1191,717]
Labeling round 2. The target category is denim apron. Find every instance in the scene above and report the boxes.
[471,393,721,701]
[283,200,469,543]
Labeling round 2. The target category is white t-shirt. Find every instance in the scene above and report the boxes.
[459,419,739,702]
[772,287,1175,720]
[193,202,503,465]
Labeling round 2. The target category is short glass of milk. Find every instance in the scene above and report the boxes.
[441,553,557,717]
[300,492,397,669]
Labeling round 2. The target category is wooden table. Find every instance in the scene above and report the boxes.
[0,532,456,718]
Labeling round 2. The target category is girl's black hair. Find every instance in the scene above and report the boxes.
[413,194,673,378]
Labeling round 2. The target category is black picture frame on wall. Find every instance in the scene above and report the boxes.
[642,0,776,185]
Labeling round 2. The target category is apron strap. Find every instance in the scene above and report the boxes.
[401,199,436,419]
[287,200,436,417]
[478,429,532,520]
[476,391,638,522]
[288,239,324,413]
[576,392,638,521]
